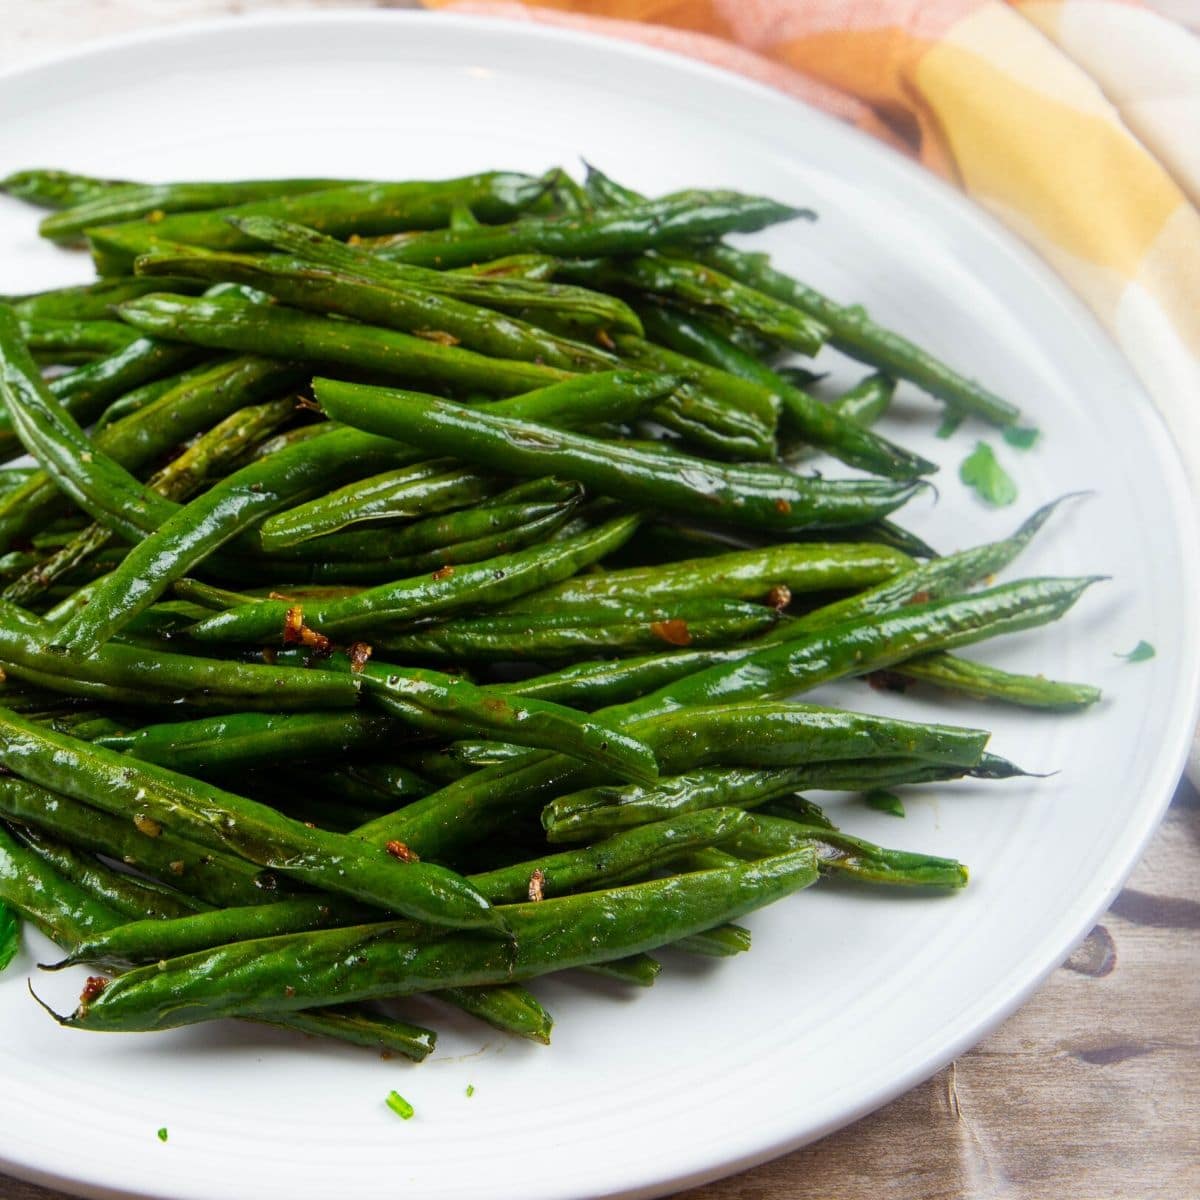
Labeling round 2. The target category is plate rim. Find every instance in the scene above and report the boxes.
[0,11,1198,1200]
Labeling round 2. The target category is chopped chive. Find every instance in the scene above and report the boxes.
[156,1128,169,1143]
[1116,640,1155,663]
[385,1090,415,1121]
[465,1084,475,1098]
[864,789,905,817]
[960,441,1017,507]
[1002,425,1039,450]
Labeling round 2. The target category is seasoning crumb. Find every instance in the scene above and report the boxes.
[282,605,331,654]
[527,868,546,902]
[80,976,108,1005]
[432,565,455,581]
[650,619,691,647]
[348,641,373,673]
[386,840,420,863]
[595,328,615,350]
[766,583,791,611]
[414,328,460,346]
[133,814,162,838]
[168,861,185,875]
[385,1090,415,1121]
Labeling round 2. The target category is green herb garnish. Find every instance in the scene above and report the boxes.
[156,1128,169,1143]
[465,1084,475,1098]
[0,902,18,974]
[385,1090,415,1121]
[864,789,906,817]
[960,441,1017,506]
[936,411,964,439]
[1117,640,1155,663]
[1002,425,1040,450]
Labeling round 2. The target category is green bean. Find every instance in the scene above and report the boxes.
[90,640,657,782]
[20,316,139,361]
[0,599,357,710]
[234,217,638,331]
[56,811,746,967]
[85,171,547,267]
[256,460,498,546]
[455,253,558,281]
[10,277,206,323]
[313,380,923,533]
[266,1008,437,1062]
[770,369,904,480]
[0,809,438,1058]
[620,576,1102,720]
[94,710,401,775]
[0,776,275,908]
[366,190,803,269]
[569,254,827,355]
[706,243,1021,425]
[581,164,1018,424]
[53,424,415,652]
[729,814,969,888]
[468,808,751,903]
[306,502,581,582]
[258,368,671,550]
[0,820,122,945]
[502,497,1079,708]
[264,478,578,560]
[1,308,292,553]
[39,177,363,242]
[580,956,662,986]
[357,662,658,784]
[541,757,1013,842]
[187,513,642,645]
[634,308,934,480]
[9,824,200,921]
[374,600,778,662]
[762,495,1085,637]
[118,292,574,393]
[887,651,1102,710]
[0,707,503,932]
[361,576,1087,858]
[503,543,912,613]
[673,925,752,958]
[1,168,131,210]
[52,895,372,970]
[5,396,296,605]
[434,985,554,1043]
[0,331,201,468]
[58,848,819,1031]
[137,247,619,373]
[306,763,434,809]
[355,701,989,858]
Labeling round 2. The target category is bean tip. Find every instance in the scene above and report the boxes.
[26,978,70,1025]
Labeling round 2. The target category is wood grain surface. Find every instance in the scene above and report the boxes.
[0,6,1197,1198]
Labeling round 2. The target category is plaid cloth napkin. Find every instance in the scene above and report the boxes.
[427,0,1200,786]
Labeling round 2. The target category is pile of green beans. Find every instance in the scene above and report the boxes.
[0,164,1103,1054]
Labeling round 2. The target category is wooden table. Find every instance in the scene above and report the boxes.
[1,5,1197,1197]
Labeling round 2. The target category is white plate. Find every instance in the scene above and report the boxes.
[1,12,1197,1200]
